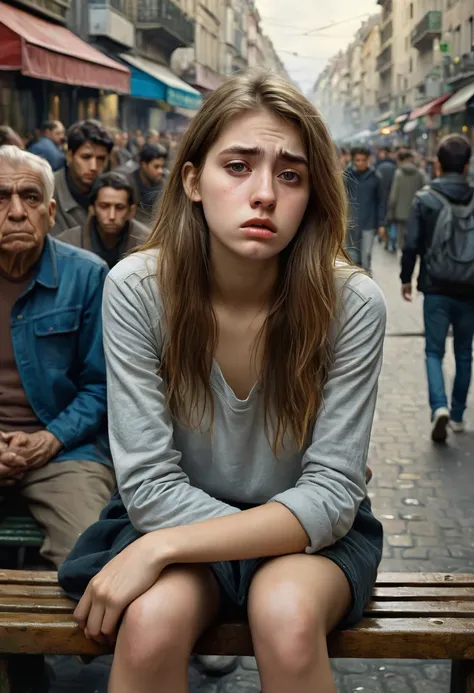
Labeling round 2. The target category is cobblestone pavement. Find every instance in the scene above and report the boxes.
[49,244,474,692]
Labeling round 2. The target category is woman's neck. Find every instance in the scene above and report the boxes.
[209,240,278,309]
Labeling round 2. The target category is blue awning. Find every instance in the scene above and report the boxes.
[120,53,202,110]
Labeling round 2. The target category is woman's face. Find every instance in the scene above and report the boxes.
[187,109,310,262]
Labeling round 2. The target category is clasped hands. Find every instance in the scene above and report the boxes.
[0,430,62,486]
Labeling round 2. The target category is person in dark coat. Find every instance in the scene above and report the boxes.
[345,147,385,275]
[57,172,150,269]
[387,150,426,251]
[376,146,397,243]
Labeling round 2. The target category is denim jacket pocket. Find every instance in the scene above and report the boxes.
[34,307,81,369]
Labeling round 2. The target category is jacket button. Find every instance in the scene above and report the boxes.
[17,315,23,320]
[48,327,54,332]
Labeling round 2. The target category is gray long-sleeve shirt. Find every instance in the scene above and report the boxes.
[103,251,386,554]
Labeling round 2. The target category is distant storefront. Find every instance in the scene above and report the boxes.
[0,0,129,135]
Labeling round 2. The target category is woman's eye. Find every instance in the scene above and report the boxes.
[227,162,248,174]
[280,171,300,182]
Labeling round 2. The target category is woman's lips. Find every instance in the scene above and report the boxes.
[241,226,275,239]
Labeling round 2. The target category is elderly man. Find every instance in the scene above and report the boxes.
[51,120,113,236]
[0,146,115,568]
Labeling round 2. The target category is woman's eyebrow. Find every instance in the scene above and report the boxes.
[218,145,308,166]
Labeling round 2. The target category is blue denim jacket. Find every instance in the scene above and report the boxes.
[9,236,111,466]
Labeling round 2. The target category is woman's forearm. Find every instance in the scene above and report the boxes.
[154,502,309,566]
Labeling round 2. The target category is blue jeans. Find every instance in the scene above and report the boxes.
[423,294,474,422]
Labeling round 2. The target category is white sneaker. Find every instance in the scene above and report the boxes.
[431,407,450,442]
[194,655,238,675]
[450,420,465,433]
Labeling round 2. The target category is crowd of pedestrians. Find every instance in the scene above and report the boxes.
[341,135,474,445]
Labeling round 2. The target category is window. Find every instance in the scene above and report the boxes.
[409,3,413,20]
[409,57,413,72]
[469,17,474,50]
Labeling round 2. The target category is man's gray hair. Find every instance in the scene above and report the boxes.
[0,146,55,202]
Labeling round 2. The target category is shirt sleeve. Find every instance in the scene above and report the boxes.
[270,275,386,553]
[102,273,240,534]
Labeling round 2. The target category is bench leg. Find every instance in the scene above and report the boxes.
[451,661,474,693]
[0,659,9,693]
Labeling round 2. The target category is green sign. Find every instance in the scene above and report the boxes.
[440,42,450,54]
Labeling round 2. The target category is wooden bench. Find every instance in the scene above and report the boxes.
[0,571,472,692]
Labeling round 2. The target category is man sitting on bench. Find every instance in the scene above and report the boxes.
[0,146,115,569]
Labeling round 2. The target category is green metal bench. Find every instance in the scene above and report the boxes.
[0,516,43,570]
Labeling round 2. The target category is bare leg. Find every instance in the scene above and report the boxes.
[248,554,352,693]
[108,564,220,693]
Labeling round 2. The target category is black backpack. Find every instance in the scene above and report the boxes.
[419,186,474,285]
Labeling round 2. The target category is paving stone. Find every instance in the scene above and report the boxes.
[384,674,415,693]
[343,673,380,692]
[240,657,258,671]
[382,520,407,534]
[409,522,437,537]
[331,659,369,674]
[387,535,414,548]
[218,672,261,692]
[402,548,429,560]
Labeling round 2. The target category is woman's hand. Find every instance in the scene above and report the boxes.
[74,532,172,644]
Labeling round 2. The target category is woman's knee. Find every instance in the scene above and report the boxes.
[117,564,219,670]
[248,573,326,674]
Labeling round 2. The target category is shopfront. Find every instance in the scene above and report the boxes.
[0,1,130,135]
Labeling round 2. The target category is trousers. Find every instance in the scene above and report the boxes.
[2,460,115,568]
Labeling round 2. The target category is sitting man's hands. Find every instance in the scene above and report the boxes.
[0,436,27,487]
[0,430,62,475]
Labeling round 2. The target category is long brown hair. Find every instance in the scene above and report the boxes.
[140,69,352,451]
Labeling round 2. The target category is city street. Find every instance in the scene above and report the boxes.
[49,243,474,693]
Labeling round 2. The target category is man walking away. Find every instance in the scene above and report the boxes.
[388,150,426,252]
[401,134,474,443]
[28,121,66,172]
[345,147,385,275]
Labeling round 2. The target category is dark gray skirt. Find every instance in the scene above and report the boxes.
[58,493,383,630]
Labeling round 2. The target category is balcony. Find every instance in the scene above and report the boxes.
[137,0,195,51]
[89,1,135,48]
[377,0,392,27]
[411,10,442,52]
[376,45,392,74]
[11,0,71,23]
[380,20,393,49]
[447,52,474,85]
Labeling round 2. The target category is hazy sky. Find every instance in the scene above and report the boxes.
[255,0,380,94]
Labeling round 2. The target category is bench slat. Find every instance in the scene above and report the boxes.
[0,572,57,586]
[0,614,470,659]
[0,598,472,619]
[365,601,474,617]
[373,587,474,600]
[0,585,65,599]
[377,573,474,586]
[0,597,75,614]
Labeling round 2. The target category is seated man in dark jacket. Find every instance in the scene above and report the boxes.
[57,172,150,269]
[0,146,115,568]
[401,134,474,443]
